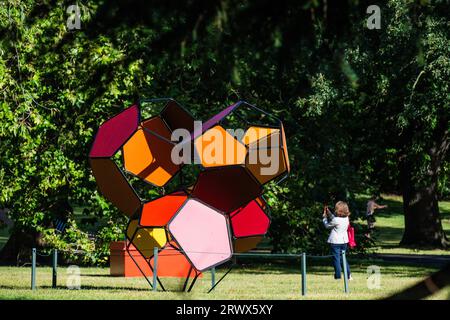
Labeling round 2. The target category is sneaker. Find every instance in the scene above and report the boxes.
[348,276,353,281]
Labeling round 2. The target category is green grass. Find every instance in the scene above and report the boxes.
[355,194,450,256]
[1,195,450,300]
[0,261,449,300]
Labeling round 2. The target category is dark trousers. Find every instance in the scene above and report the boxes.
[330,243,351,279]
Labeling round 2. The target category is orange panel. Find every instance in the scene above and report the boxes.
[110,241,152,277]
[242,127,280,147]
[245,147,286,184]
[110,241,201,278]
[281,123,290,173]
[123,125,180,187]
[194,125,247,167]
[140,191,188,227]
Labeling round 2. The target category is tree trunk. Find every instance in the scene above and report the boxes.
[0,228,42,265]
[400,175,448,247]
[399,129,450,248]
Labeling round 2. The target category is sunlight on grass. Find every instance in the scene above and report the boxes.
[0,263,448,300]
[355,194,450,255]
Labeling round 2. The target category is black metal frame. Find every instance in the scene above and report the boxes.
[125,219,166,291]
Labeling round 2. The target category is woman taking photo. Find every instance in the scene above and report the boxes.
[323,201,352,280]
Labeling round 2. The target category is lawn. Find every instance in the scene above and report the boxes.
[355,194,450,256]
[0,260,449,300]
[1,195,449,300]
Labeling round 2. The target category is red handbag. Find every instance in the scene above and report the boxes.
[347,224,357,248]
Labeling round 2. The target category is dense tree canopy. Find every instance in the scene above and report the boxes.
[0,0,448,264]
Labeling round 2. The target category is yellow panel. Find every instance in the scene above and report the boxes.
[127,219,167,258]
[194,125,247,167]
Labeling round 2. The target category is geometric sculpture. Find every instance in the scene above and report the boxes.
[89,98,289,291]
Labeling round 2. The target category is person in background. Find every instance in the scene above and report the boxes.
[366,196,388,237]
[323,201,352,280]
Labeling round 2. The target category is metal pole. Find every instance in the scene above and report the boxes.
[301,252,307,296]
[52,249,58,288]
[31,248,36,290]
[152,247,158,292]
[211,267,216,289]
[342,251,349,294]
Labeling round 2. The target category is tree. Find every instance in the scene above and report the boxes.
[355,1,449,246]
[0,0,448,264]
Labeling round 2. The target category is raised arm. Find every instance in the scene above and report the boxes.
[374,202,388,209]
[323,217,337,229]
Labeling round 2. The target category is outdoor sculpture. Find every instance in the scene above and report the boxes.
[89,99,290,291]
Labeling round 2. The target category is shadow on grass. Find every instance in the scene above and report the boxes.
[228,260,438,278]
[372,226,403,244]
[80,274,113,277]
[0,284,153,291]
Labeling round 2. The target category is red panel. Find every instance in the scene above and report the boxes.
[231,200,270,238]
[140,191,188,227]
[89,105,139,158]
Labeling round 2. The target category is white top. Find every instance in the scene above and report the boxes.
[323,215,349,244]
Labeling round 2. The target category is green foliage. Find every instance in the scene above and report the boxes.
[0,0,448,263]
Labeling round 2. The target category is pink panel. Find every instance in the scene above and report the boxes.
[89,105,139,158]
[168,199,232,271]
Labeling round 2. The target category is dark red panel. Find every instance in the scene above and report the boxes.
[90,158,141,217]
[89,105,139,158]
[192,166,262,213]
[160,100,195,133]
[230,200,270,238]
